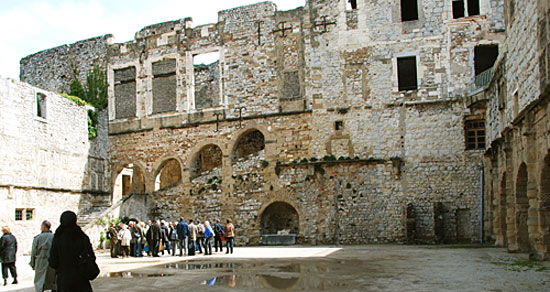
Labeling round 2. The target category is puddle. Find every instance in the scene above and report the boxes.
[104,260,354,290]
[201,274,300,289]
[106,271,175,278]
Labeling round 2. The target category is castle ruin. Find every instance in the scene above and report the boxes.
[2,0,549,259]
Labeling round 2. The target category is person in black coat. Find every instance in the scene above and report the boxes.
[0,226,17,286]
[49,211,96,292]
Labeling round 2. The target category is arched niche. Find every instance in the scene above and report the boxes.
[232,129,265,162]
[190,144,223,180]
[515,163,530,252]
[154,158,182,191]
[260,202,299,235]
[112,163,145,204]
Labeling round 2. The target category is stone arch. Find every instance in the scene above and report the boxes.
[189,144,223,180]
[515,163,530,252]
[153,156,183,191]
[539,154,550,257]
[112,161,146,205]
[231,129,265,162]
[498,172,508,246]
[260,201,300,235]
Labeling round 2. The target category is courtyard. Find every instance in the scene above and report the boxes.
[1,245,549,292]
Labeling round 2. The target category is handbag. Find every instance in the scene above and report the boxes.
[77,238,100,280]
[77,250,100,280]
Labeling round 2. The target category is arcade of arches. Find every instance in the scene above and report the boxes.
[486,146,550,260]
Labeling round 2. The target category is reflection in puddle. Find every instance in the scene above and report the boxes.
[107,260,350,290]
[164,262,237,270]
[107,271,174,278]
[201,275,237,288]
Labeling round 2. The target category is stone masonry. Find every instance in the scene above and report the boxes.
[0,77,111,252]
[481,0,550,259]
[15,0,511,248]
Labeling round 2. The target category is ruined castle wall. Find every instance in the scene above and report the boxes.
[483,0,550,258]
[0,77,101,253]
[100,0,506,244]
[20,35,113,94]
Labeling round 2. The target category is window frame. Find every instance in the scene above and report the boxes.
[465,120,485,150]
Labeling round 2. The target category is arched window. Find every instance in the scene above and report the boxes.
[190,144,223,180]
[154,158,182,191]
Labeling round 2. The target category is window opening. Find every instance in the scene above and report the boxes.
[465,120,485,150]
[347,0,357,10]
[114,67,137,119]
[25,209,34,220]
[474,45,499,75]
[397,56,418,91]
[193,51,221,109]
[452,0,465,19]
[15,209,23,221]
[36,93,46,118]
[467,0,480,16]
[152,59,177,114]
[335,121,344,131]
[401,0,419,22]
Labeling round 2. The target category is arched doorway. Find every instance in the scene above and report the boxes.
[499,173,508,246]
[515,163,530,252]
[154,158,182,191]
[190,144,223,180]
[113,163,145,204]
[260,202,299,235]
[232,129,265,162]
[540,155,550,257]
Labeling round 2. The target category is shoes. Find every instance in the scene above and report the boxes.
[3,280,7,286]
[12,279,18,284]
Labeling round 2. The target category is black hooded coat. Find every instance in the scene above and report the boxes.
[49,211,95,292]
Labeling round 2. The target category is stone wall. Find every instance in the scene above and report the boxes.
[0,77,110,254]
[482,0,550,259]
[16,0,508,246]
[20,35,113,94]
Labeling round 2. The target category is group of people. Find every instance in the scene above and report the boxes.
[108,217,235,258]
[1,210,97,292]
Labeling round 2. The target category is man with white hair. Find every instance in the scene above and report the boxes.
[30,220,55,292]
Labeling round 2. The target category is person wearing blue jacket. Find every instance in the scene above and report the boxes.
[176,217,189,256]
[203,221,215,256]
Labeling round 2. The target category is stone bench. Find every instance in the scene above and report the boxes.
[261,234,296,245]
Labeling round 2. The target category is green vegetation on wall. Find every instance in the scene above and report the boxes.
[67,65,108,138]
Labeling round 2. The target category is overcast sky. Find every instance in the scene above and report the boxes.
[0,0,303,80]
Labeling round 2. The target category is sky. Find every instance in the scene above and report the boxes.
[0,0,304,80]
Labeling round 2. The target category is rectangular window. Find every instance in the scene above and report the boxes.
[335,121,344,131]
[114,67,137,119]
[152,59,177,114]
[36,93,46,118]
[465,120,485,150]
[467,0,480,16]
[474,45,499,75]
[401,0,419,22]
[26,209,34,220]
[347,0,357,10]
[193,51,221,109]
[452,0,465,19]
[15,209,23,221]
[397,56,418,91]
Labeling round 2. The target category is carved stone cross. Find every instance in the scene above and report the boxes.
[272,21,293,37]
[314,16,336,33]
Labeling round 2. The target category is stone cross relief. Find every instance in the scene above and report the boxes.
[314,16,336,33]
[272,21,293,37]
[255,21,264,45]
